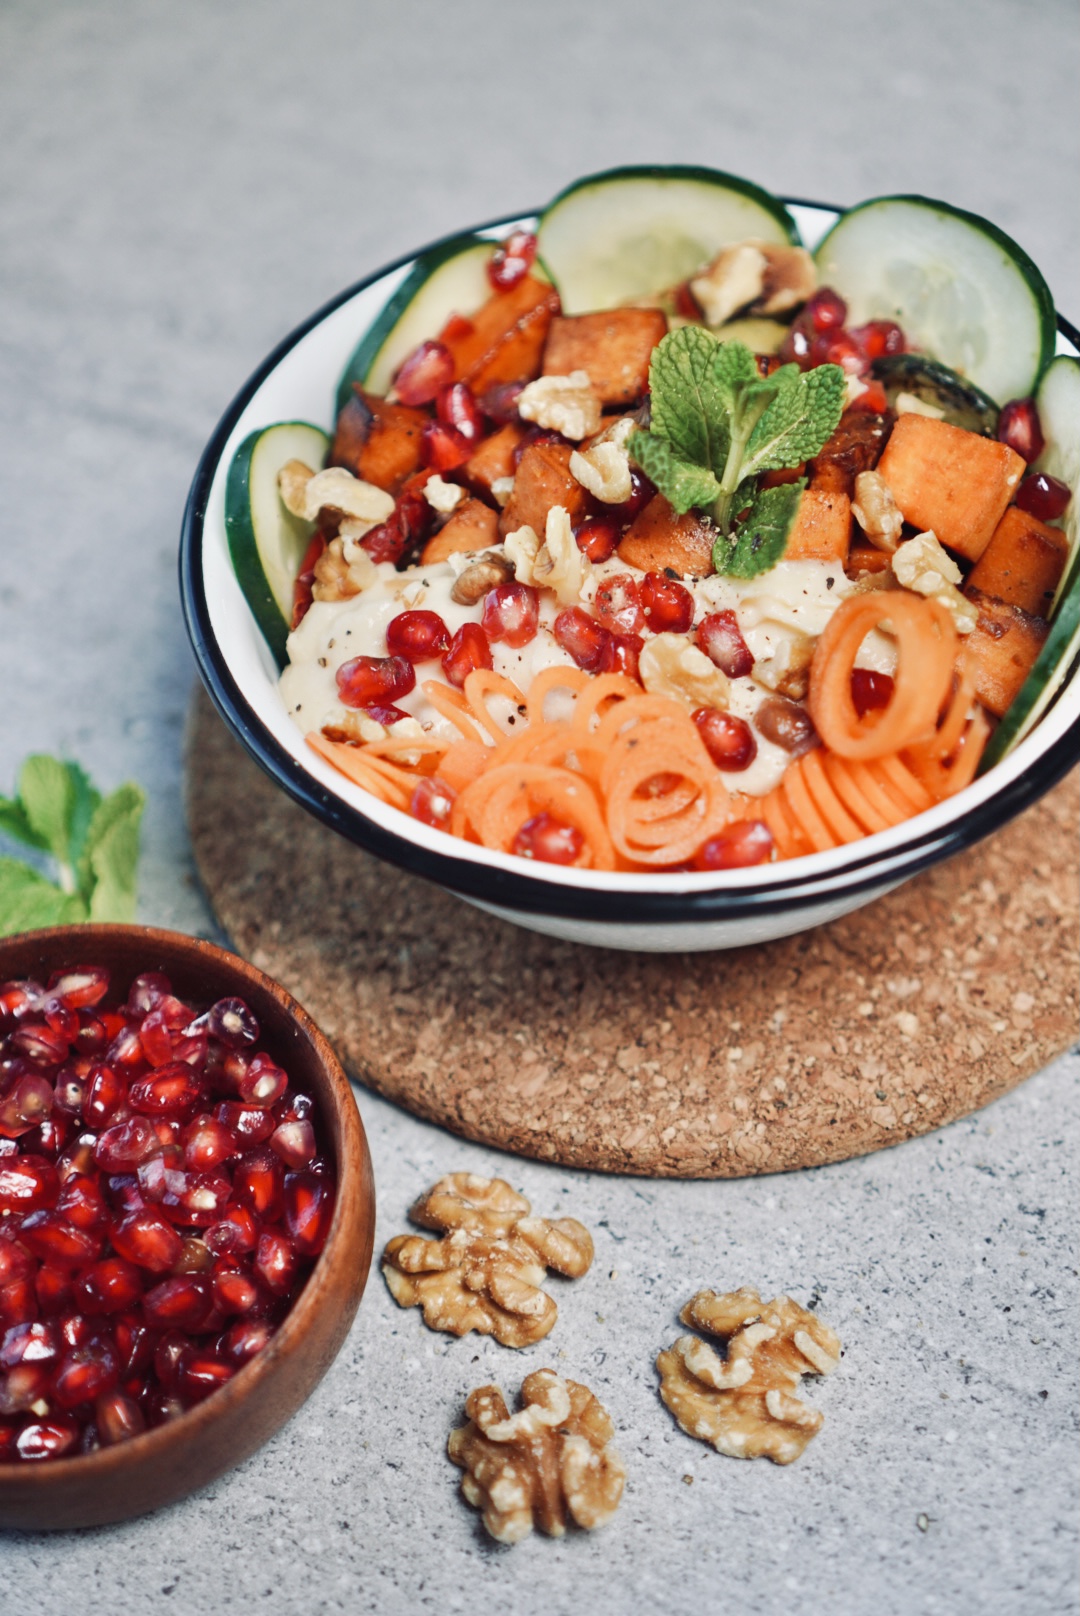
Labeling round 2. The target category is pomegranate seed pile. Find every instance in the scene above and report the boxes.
[0,965,335,1463]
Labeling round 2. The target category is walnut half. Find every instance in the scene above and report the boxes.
[382,1173,594,1347]
[657,1287,841,1464]
[448,1369,625,1543]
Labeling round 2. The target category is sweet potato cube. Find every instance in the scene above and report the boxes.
[845,543,892,579]
[962,587,1048,717]
[809,410,890,498]
[965,505,1068,617]
[463,423,526,502]
[441,275,560,393]
[783,489,851,564]
[617,494,715,578]
[421,497,499,564]
[498,442,589,537]
[542,310,667,407]
[330,388,427,495]
[875,414,1024,562]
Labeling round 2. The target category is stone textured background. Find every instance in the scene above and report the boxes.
[1,1,1078,1611]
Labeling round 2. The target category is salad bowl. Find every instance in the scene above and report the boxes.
[180,185,1080,952]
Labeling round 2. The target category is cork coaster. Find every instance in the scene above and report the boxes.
[186,687,1078,1177]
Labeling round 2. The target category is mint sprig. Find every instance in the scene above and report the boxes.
[0,756,146,938]
[630,329,846,578]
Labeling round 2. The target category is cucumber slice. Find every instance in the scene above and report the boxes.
[335,233,494,412]
[977,355,1080,768]
[537,165,799,315]
[814,196,1055,405]
[871,353,1000,435]
[225,421,330,667]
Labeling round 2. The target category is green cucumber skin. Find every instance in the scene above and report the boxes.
[815,193,1056,392]
[334,231,492,416]
[543,164,801,245]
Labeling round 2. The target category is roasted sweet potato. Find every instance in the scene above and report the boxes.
[330,388,427,495]
[441,275,560,393]
[845,543,892,579]
[498,441,589,537]
[617,494,715,578]
[463,423,527,502]
[962,586,1049,717]
[421,497,499,564]
[875,414,1024,562]
[542,310,667,407]
[783,489,851,564]
[809,410,891,498]
[965,505,1068,617]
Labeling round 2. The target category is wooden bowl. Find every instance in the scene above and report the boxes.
[0,924,376,1530]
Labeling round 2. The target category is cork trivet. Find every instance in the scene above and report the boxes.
[186,687,1078,1177]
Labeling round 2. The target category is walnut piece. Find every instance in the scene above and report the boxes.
[448,1369,625,1543]
[690,241,817,327]
[569,439,633,504]
[277,461,394,527]
[517,371,602,440]
[639,633,730,711]
[852,469,903,553]
[657,1287,841,1465]
[532,505,592,605]
[752,630,817,701]
[891,530,978,633]
[450,550,515,605]
[423,474,466,514]
[382,1173,594,1347]
[311,536,379,603]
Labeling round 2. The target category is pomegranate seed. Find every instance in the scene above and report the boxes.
[487,230,537,292]
[0,1278,37,1327]
[143,1275,212,1333]
[641,572,694,633]
[106,1174,148,1216]
[236,1054,287,1110]
[35,1262,74,1314]
[205,1205,259,1256]
[173,1236,214,1274]
[291,531,326,630]
[553,607,611,672]
[441,622,493,688]
[139,999,191,1067]
[998,398,1044,464]
[144,1390,186,1429]
[211,1265,263,1315]
[284,1171,335,1257]
[0,980,44,1022]
[436,381,483,442]
[24,1114,71,1157]
[19,1212,102,1268]
[394,339,455,406]
[336,654,416,709]
[106,1024,145,1068]
[270,1119,317,1169]
[422,420,472,473]
[43,999,80,1042]
[94,1115,161,1172]
[756,696,819,756]
[16,1415,79,1461]
[1,1359,53,1412]
[779,313,815,370]
[54,1064,90,1115]
[72,1012,108,1057]
[595,574,645,637]
[254,1231,298,1296]
[0,1239,33,1287]
[481,582,540,647]
[696,611,753,678]
[126,973,170,1017]
[851,668,895,717]
[512,425,567,466]
[0,1153,58,1212]
[0,1320,59,1368]
[693,709,757,771]
[574,517,620,563]
[479,382,525,426]
[274,1091,315,1125]
[114,1314,156,1378]
[848,378,889,414]
[84,1063,128,1127]
[111,1209,183,1274]
[410,776,456,830]
[56,1133,97,1183]
[608,468,655,525]
[11,1021,68,1067]
[511,813,584,867]
[693,821,775,870]
[128,1064,206,1120]
[181,1353,234,1404]
[360,516,405,566]
[675,280,703,320]
[850,320,905,360]
[183,1115,236,1173]
[220,1319,274,1366]
[46,966,110,1012]
[52,1335,120,1409]
[598,632,644,683]
[233,1149,284,1222]
[216,1101,275,1147]
[1014,472,1071,522]
[386,610,451,662]
[806,288,847,331]
[205,998,259,1048]
[96,1388,145,1445]
[362,703,410,727]
[153,1332,190,1395]
[809,328,865,374]
[75,1256,144,1315]
[56,1174,108,1233]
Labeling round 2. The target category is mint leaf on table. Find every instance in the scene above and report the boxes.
[0,859,86,934]
[82,785,145,922]
[627,429,720,515]
[16,755,78,868]
[712,480,806,579]
[740,363,846,480]
[0,793,48,852]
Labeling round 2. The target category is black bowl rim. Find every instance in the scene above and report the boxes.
[179,202,1080,926]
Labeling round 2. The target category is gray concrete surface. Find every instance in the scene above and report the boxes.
[1,2,1077,1611]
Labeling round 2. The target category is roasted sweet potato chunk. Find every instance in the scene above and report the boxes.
[441,275,560,393]
[542,310,667,407]
[962,587,1048,717]
[845,543,892,579]
[875,414,1024,562]
[499,441,589,537]
[421,497,500,564]
[617,494,715,578]
[783,489,851,564]
[809,410,891,498]
[330,388,427,495]
[463,423,527,502]
[965,505,1068,617]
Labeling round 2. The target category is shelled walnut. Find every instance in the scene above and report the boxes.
[448,1369,625,1543]
[657,1287,841,1464]
[382,1173,593,1347]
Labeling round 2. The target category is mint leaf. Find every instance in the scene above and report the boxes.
[0,858,86,939]
[628,430,720,515]
[83,784,145,921]
[741,364,846,480]
[712,481,805,578]
[0,795,49,852]
[648,325,732,476]
[17,755,77,867]
[66,763,103,881]
[712,339,760,415]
